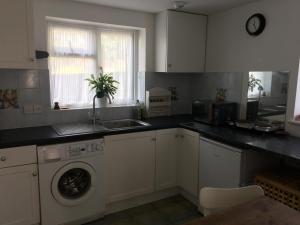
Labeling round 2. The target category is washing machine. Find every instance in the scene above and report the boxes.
[38,139,105,225]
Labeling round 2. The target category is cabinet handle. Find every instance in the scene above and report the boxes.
[151,138,156,141]
[175,134,179,138]
[32,171,38,177]
[0,156,6,161]
[168,64,172,68]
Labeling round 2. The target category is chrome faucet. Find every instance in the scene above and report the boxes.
[92,94,98,126]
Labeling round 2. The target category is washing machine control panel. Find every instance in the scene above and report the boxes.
[38,139,104,163]
[67,141,104,158]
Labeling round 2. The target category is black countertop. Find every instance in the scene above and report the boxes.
[0,115,300,161]
[180,122,300,160]
[0,115,192,149]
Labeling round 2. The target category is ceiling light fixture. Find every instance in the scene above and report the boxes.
[172,1,187,10]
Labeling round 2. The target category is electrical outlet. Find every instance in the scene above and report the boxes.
[23,104,34,114]
[33,104,43,113]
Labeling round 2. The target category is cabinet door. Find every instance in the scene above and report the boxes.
[167,11,207,72]
[156,129,178,190]
[0,0,34,69]
[155,11,168,72]
[104,131,156,203]
[199,138,242,190]
[177,129,199,196]
[0,164,40,225]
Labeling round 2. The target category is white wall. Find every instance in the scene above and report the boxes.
[206,0,300,136]
[32,0,155,71]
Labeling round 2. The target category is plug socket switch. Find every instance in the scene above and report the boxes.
[23,104,34,114]
[33,104,43,113]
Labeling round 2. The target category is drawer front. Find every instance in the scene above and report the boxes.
[0,145,37,168]
[104,131,156,142]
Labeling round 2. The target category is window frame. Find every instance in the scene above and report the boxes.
[47,20,139,108]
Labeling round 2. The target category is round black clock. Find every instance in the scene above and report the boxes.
[246,13,266,36]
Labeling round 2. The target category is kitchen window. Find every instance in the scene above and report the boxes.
[48,22,136,108]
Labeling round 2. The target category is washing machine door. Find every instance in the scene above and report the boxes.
[52,162,97,206]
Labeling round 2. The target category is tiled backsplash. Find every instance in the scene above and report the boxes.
[145,72,195,115]
[0,89,18,109]
[0,69,134,130]
[0,69,245,130]
[191,72,244,103]
[145,72,244,115]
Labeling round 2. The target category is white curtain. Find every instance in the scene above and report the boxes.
[48,22,135,108]
[99,30,134,104]
[48,23,97,108]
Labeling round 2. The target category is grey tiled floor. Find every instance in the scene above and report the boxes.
[85,195,203,225]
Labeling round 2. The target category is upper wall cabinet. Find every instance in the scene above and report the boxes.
[0,0,36,69]
[155,10,207,73]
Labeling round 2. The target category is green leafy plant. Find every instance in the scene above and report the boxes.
[86,72,119,103]
[216,88,227,102]
[248,74,263,92]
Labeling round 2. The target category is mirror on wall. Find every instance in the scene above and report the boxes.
[246,71,289,124]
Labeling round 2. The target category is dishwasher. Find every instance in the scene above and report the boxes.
[199,137,243,190]
[199,137,280,191]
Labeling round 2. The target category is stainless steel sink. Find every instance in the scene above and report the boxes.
[101,119,151,130]
[53,123,108,136]
[53,119,150,136]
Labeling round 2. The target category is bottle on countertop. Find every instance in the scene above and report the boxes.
[54,102,60,110]
[141,103,147,119]
[134,100,142,120]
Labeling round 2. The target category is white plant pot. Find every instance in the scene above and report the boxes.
[98,97,108,107]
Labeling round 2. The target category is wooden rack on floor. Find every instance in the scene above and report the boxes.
[255,167,300,211]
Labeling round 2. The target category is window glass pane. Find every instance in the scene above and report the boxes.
[49,56,96,107]
[48,23,96,56]
[100,30,134,103]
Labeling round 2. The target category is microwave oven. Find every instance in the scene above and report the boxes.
[192,100,238,125]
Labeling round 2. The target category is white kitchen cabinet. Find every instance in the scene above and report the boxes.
[104,131,156,203]
[0,0,36,69]
[177,129,199,196]
[0,145,39,225]
[0,163,40,225]
[155,129,178,190]
[155,10,207,72]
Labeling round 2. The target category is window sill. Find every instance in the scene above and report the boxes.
[51,103,136,112]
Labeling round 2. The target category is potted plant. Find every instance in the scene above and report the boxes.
[86,71,119,106]
[248,74,263,92]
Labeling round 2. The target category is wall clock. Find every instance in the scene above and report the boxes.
[246,13,266,36]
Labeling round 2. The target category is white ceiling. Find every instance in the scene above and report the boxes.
[72,0,259,14]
